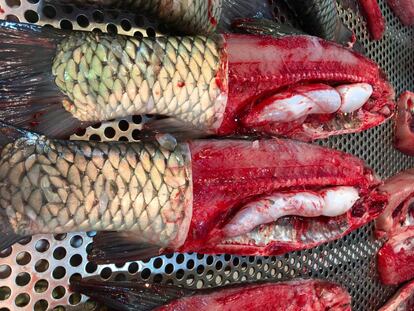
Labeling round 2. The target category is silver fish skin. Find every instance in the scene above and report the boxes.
[0,126,193,250]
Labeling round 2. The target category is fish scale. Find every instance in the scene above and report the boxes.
[0,132,193,248]
[52,31,228,131]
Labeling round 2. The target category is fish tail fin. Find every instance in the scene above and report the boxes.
[89,231,162,264]
[0,21,86,138]
[219,0,274,31]
[70,279,195,311]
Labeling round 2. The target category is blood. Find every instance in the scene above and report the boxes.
[0,6,4,14]
[177,81,185,88]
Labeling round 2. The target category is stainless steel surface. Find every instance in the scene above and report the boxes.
[0,0,413,310]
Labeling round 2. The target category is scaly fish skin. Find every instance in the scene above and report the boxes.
[52,32,228,131]
[0,131,192,248]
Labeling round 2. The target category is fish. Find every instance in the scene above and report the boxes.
[394,91,414,156]
[375,169,414,285]
[0,122,387,261]
[377,226,414,285]
[70,278,352,311]
[281,0,356,47]
[375,169,414,238]
[357,0,386,40]
[51,0,273,35]
[378,280,414,311]
[387,0,414,25]
[0,21,395,141]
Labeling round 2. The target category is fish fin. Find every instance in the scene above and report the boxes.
[219,0,274,31]
[89,231,162,264]
[231,18,306,37]
[142,118,208,141]
[0,21,87,138]
[71,279,196,311]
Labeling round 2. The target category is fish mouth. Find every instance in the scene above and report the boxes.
[201,185,387,256]
[242,79,394,141]
[224,34,395,140]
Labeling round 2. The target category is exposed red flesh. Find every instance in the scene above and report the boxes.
[218,34,394,141]
[71,279,351,311]
[387,0,414,25]
[394,91,414,156]
[155,280,351,311]
[89,138,387,264]
[358,0,386,40]
[379,279,414,310]
[378,227,414,285]
[375,169,414,238]
[177,138,386,256]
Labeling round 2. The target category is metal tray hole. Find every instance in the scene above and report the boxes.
[34,299,48,311]
[5,0,20,8]
[52,286,66,300]
[35,239,50,253]
[24,9,38,23]
[69,254,82,267]
[69,235,83,249]
[128,262,139,274]
[52,266,66,280]
[34,280,49,293]
[100,267,112,280]
[16,251,31,266]
[15,272,31,287]
[15,293,30,307]
[69,273,82,284]
[0,287,11,301]
[34,259,49,273]
[69,293,81,306]
[42,5,56,19]
[53,247,67,260]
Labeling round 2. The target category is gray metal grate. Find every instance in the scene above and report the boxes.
[0,0,413,310]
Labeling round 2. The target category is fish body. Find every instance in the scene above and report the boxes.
[387,0,414,25]
[377,226,414,285]
[379,279,414,311]
[394,91,414,156]
[0,122,387,260]
[70,279,352,311]
[0,21,395,141]
[358,0,386,40]
[375,169,414,238]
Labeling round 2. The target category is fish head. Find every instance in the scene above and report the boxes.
[394,91,414,156]
[375,169,414,239]
[220,34,395,141]
[183,139,388,256]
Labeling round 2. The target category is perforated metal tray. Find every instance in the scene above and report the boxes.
[0,0,413,310]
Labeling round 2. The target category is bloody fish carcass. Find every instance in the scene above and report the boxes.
[0,21,395,141]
